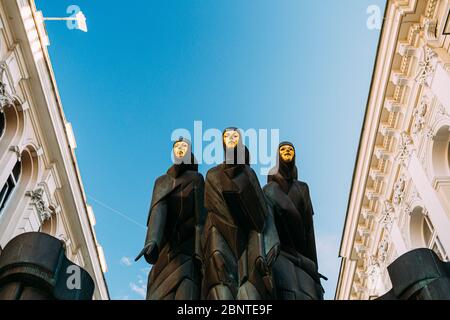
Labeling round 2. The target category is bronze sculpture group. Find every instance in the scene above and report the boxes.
[136,128,325,300]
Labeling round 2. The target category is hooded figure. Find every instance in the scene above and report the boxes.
[263,142,324,300]
[201,127,279,300]
[136,138,205,300]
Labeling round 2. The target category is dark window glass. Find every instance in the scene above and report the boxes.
[12,161,21,181]
[0,111,5,138]
[0,160,21,216]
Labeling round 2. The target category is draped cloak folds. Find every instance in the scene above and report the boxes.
[201,128,279,300]
[143,143,205,300]
[263,142,324,300]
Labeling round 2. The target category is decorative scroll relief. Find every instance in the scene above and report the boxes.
[422,18,438,41]
[378,234,390,264]
[393,175,407,206]
[364,203,397,292]
[58,234,72,251]
[438,104,449,118]
[366,255,382,289]
[412,96,429,134]
[0,63,13,113]
[404,203,413,217]
[415,47,438,86]
[421,0,438,40]
[395,132,414,165]
[380,201,396,230]
[26,188,54,223]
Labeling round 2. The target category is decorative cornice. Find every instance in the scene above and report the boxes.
[422,18,438,41]
[338,0,446,300]
[424,0,438,19]
[362,207,376,220]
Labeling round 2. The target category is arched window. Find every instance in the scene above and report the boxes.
[0,111,5,138]
[0,160,21,216]
[447,141,450,171]
[410,206,448,261]
[431,125,450,216]
[432,125,450,176]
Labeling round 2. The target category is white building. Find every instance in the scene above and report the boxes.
[0,0,108,299]
[337,0,450,300]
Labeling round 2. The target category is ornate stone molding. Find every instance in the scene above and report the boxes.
[412,96,428,134]
[380,201,396,230]
[415,47,438,86]
[366,255,382,288]
[58,234,72,249]
[26,188,54,223]
[404,203,413,217]
[422,18,438,41]
[355,243,368,257]
[0,63,13,113]
[9,145,21,161]
[438,104,449,118]
[424,0,438,19]
[395,133,413,165]
[378,234,390,264]
[393,175,407,206]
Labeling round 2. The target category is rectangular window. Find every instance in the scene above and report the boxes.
[0,161,21,216]
[0,177,14,214]
[444,10,450,35]
[432,237,448,262]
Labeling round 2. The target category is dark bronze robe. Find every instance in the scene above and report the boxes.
[264,144,323,300]
[201,130,279,300]
[142,161,204,300]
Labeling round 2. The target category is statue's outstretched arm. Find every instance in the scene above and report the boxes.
[135,199,168,264]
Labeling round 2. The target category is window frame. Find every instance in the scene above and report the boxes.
[0,110,5,139]
[423,214,448,261]
[0,160,22,217]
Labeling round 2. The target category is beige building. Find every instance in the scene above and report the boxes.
[0,0,108,299]
[337,0,450,300]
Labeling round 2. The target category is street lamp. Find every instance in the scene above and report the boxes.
[43,11,88,32]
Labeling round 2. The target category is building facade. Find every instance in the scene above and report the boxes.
[0,0,108,299]
[337,0,450,300]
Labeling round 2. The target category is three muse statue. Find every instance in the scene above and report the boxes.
[135,128,326,300]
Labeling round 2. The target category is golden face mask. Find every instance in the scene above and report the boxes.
[173,141,189,159]
[223,130,240,149]
[279,144,295,163]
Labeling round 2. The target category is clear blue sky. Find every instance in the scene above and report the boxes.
[36,0,385,300]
